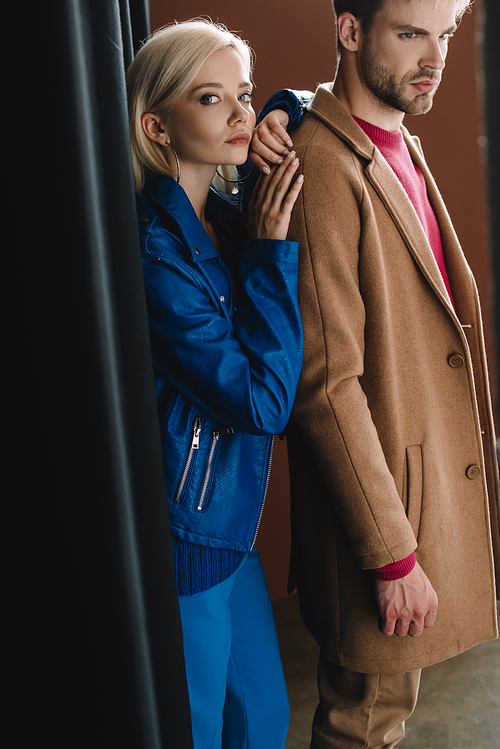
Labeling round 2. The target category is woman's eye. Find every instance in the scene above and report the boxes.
[238,92,254,103]
[200,94,219,105]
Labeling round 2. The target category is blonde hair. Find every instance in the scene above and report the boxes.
[126,19,253,193]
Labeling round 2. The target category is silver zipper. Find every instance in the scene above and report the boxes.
[174,416,201,503]
[251,436,274,549]
[197,431,220,511]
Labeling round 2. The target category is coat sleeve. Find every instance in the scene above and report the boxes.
[142,234,303,436]
[289,137,417,570]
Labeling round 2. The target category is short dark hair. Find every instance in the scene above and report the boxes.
[333,0,473,33]
[333,0,385,35]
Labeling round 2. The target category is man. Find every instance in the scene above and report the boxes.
[252,0,500,746]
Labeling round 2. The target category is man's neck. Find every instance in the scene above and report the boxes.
[333,68,405,133]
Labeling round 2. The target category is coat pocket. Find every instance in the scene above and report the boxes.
[403,445,423,539]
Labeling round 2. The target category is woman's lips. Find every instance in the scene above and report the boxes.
[225,133,250,146]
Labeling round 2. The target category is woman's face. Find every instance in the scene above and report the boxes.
[165,47,256,172]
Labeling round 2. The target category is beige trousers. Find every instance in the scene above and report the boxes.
[311,654,422,749]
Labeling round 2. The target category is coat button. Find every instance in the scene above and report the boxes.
[466,464,481,480]
[139,216,149,224]
[448,354,464,368]
[220,295,225,303]
[194,247,200,255]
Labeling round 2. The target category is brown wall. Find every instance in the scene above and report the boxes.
[149,0,495,600]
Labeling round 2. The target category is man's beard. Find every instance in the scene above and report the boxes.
[359,39,441,116]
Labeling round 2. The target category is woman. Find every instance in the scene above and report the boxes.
[126,20,304,749]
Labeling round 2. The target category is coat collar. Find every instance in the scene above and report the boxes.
[309,85,457,317]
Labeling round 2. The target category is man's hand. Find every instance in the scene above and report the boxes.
[249,110,292,173]
[374,561,438,637]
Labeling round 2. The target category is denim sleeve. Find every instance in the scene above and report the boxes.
[257,88,314,133]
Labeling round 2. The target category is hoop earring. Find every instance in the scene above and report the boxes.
[166,143,180,183]
[216,164,254,183]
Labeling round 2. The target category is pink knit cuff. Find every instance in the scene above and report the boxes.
[371,552,416,580]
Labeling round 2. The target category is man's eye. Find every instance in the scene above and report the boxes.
[200,94,218,105]
[401,32,417,40]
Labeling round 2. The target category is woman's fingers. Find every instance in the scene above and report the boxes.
[248,152,304,240]
[272,123,293,149]
[248,149,272,175]
[258,151,300,206]
[280,172,304,215]
[249,118,293,172]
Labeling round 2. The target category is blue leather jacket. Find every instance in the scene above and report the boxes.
[137,175,303,553]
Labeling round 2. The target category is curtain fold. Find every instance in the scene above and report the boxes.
[17,1,193,746]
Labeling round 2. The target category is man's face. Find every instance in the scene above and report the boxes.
[358,0,459,116]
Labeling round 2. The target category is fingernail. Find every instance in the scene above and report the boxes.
[292,157,299,166]
[287,150,296,159]
[286,140,293,147]
[277,158,283,165]
[297,174,304,182]
[263,166,271,174]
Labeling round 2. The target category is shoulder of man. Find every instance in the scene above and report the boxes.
[294,85,374,162]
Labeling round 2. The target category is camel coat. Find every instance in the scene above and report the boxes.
[287,84,500,674]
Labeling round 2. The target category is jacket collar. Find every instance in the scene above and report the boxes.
[142,174,220,263]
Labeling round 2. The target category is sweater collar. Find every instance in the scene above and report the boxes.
[309,85,418,162]
[352,117,404,149]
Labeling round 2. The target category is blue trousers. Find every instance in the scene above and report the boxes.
[178,547,290,749]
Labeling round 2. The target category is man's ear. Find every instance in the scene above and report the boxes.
[337,12,361,52]
[141,113,170,145]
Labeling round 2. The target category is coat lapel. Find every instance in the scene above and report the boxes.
[403,132,477,324]
[310,86,458,318]
[365,136,459,318]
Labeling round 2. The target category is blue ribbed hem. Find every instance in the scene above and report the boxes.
[172,537,246,596]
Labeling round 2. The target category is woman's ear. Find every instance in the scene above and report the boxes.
[141,113,170,145]
[337,12,361,52]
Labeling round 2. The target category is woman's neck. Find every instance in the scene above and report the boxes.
[178,163,221,251]
[178,163,216,223]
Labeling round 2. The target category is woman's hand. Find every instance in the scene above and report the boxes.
[249,110,292,174]
[248,151,303,241]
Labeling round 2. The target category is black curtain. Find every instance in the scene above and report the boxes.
[15,2,193,747]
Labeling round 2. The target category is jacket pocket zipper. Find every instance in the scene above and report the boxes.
[174,416,202,503]
[251,436,274,549]
[196,427,234,511]
[196,431,220,511]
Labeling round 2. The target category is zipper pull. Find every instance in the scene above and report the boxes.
[192,420,201,450]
